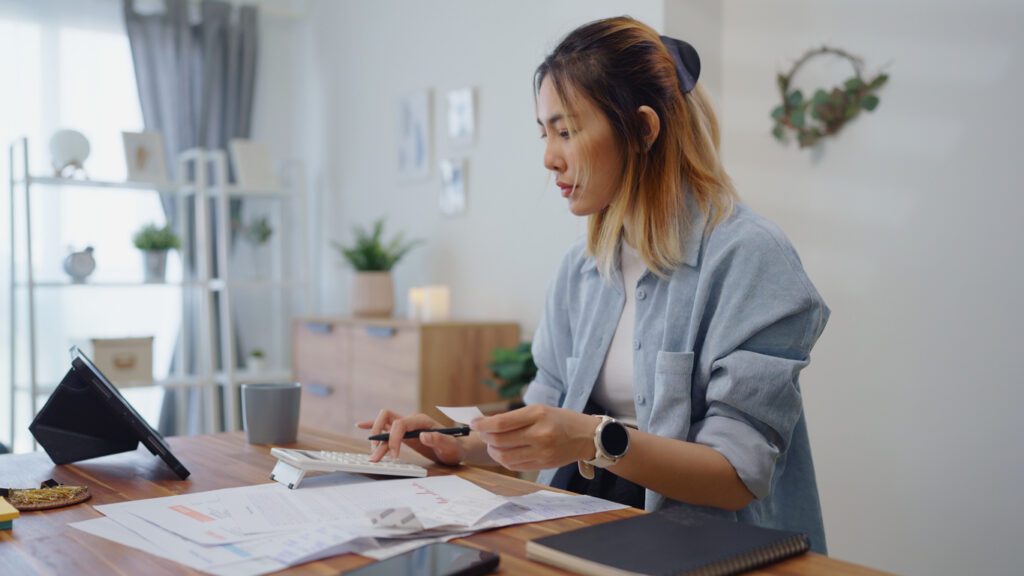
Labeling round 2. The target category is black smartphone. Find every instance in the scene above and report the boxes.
[343,542,499,576]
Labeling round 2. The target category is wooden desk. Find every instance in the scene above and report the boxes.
[0,429,887,575]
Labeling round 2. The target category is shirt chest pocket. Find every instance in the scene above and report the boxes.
[649,351,695,433]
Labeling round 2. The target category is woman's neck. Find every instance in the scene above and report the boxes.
[621,218,633,247]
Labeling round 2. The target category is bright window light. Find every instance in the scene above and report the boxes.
[1,12,178,451]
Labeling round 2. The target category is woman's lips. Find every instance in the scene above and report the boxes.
[558,183,575,198]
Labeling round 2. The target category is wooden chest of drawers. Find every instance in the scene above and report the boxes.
[291,317,520,433]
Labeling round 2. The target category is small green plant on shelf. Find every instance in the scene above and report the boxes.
[248,348,266,372]
[242,216,273,245]
[331,218,421,271]
[483,342,537,404]
[132,223,180,251]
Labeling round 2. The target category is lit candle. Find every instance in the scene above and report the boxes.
[421,285,450,321]
[407,287,425,320]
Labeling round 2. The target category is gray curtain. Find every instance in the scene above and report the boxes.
[124,0,258,435]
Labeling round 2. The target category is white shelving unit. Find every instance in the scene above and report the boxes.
[178,148,310,432]
[6,139,309,450]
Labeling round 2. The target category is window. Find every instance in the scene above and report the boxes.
[1,0,177,451]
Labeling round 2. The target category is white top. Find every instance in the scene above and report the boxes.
[592,242,647,427]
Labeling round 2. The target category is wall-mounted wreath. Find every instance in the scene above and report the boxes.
[772,46,888,148]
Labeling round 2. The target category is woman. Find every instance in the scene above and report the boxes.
[360,16,830,553]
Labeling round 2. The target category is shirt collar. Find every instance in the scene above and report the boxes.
[579,193,708,275]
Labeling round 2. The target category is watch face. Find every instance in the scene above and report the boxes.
[600,421,629,457]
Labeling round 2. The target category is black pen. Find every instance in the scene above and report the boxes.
[368,425,471,442]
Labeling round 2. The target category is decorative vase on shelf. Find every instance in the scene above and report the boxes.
[63,246,96,284]
[132,223,179,284]
[143,250,168,283]
[49,129,90,179]
[247,350,266,373]
[330,218,422,319]
[351,271,394,317]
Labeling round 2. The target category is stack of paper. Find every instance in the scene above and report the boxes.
[71,473,627,576]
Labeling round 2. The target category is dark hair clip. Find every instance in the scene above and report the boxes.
[660,36,701,94]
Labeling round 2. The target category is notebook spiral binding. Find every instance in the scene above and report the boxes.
[691,534,808,576]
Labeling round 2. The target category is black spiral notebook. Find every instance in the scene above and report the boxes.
[525,507,809,576]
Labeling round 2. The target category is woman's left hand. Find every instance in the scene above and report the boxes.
[470,404,600,471]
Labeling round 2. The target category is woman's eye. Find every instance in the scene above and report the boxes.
[539,128,572,140]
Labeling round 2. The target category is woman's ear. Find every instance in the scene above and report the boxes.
[637,105,661,151]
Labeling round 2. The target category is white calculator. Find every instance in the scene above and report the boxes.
[269,447,427,489]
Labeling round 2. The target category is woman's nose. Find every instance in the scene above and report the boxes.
[544,141,564,173]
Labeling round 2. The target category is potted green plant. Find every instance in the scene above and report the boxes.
[331,218,421,317]
[243,216,273,245]
[483,342,536,410]
[242,216,273,278]
[132,223,180,283]
[247,348,266,373]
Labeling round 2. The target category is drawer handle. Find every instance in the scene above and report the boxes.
[305,322,334,334]
[304,382,333,396]
[365,326,396,339]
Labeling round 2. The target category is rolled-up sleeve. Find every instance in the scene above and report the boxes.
[692,223,829,499]
[523,245,580,409]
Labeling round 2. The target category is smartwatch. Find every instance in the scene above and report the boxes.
[578,415,630,480]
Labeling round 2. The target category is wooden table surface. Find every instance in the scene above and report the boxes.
[0,428,889,575]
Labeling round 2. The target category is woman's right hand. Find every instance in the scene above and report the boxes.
[357,409,466,466]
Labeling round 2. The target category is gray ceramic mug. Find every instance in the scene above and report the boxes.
[241,383,301,444]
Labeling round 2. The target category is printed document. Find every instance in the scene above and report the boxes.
[72,463,626,575]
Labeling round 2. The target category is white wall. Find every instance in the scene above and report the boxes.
[241,9,325,370]
[718,1,1024,574]
[664,0,722,105]
[258,1,1023,574]
[305,0,663,333]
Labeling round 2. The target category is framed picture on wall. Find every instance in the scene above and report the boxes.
[122,131,169,185]
[398,90,432,181]
[439,158,466,216]
[446,87,476,147]
[229,139,280,191]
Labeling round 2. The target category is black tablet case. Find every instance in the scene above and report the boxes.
[29,349,190,479]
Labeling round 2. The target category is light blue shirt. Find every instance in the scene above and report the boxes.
[523,201,830,554]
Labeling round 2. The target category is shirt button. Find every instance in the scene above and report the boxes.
[633,339,641,350]
[636,289,646,301]
[636,394,646,405]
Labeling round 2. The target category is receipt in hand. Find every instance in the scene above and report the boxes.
[436,405,485,425]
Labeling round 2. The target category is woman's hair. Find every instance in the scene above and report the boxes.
[535,16,737,278]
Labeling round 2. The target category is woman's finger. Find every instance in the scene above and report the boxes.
[367,409,399,453]
[370,409,398,436]
[387,418,409,459]
[486,443,538,471]
[369,438,390,462]
[476,428,531,449]
[471,405,539,434]
[420,431,461,465]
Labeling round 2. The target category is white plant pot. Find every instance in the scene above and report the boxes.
[351,271,394,317]
[248,356,266,373]
[143,250,168,283]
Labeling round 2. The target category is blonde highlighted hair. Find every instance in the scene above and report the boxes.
[535,16,737,278]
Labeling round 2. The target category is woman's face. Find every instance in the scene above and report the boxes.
[537,77,623,216]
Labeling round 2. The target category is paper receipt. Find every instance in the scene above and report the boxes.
[436,406,485,425]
